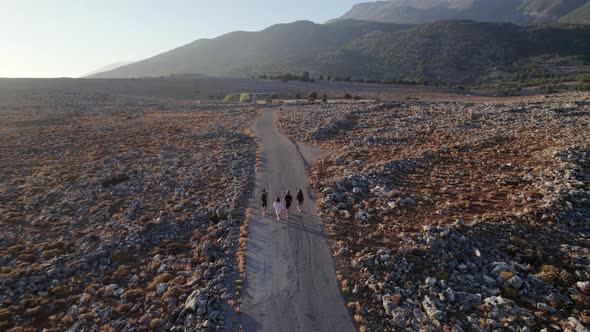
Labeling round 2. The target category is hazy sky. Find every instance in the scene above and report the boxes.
[0,0,362,78]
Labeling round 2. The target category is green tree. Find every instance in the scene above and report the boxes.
[239,93,251,103]
[544,85,554,94]
[224,95,238,102]
[302,71,311,82]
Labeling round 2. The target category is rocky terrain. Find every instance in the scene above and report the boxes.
[277,92,590,331]
[0,92,259,331]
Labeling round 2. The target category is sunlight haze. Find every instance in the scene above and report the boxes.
[0,0,361,78]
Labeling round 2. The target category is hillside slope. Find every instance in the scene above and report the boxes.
[560,1,590,22]
[299,20,590,83]
[330,0,590,24]
[82,61,134,77]
[91,20,590,84]
[90,20,409,79]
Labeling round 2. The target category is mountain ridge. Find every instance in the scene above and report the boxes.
[90,19,590,84]
[329,0,590,24]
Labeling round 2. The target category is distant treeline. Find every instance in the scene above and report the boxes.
[256,71,446,86]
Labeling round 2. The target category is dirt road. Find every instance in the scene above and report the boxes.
[241,109,356,332]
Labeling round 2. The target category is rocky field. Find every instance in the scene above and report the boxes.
[0,92,258,331]
[277,92,590,331]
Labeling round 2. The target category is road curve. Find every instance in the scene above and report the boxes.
[241,109,356,332]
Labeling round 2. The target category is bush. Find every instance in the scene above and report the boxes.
[344,93,352,99]
[353,95,362,101]
[223,95,238,102]
[543,85,555,94]
[302,71,311,82]
[239,93,251,103]
[577,83,590,91]
[110,248,133,264]
[309,92,318,100]
[322,95,328,102]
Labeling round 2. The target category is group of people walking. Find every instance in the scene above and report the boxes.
[260,189,304,220]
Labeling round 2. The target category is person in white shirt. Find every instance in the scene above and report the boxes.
[272,197,284,221]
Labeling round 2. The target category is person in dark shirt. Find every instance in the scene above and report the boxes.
[284,191,293,218]
[296,189,304,213]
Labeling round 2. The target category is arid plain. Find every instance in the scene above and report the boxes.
[0,78,588,331]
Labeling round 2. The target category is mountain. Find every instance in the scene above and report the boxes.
[90,21,409,79]
[329,0,590,24]
[82,61,134,77]
[90,19,590,84]
[298,20,590,83]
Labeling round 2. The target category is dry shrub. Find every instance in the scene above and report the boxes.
[18,254,37,263]
[347,301,360,312]
[112,265,131,278]
[122,289,143,300]
[162,287,183,300]
[4,216,26,223]
[41,249,63,259]
[110,248,133,264]
[147,273,174,290]
[0,309,11,321]
[165,243,184,255]
[536,265,560,284]
[499,271,514,281]
[150,319,162,329]
[115,304,132,314]
[391,293,404,305]
[503,287,519,299]
[50,285,73,298]
[7,327,24,332]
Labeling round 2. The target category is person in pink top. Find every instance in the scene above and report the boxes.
[272,197,284,221]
